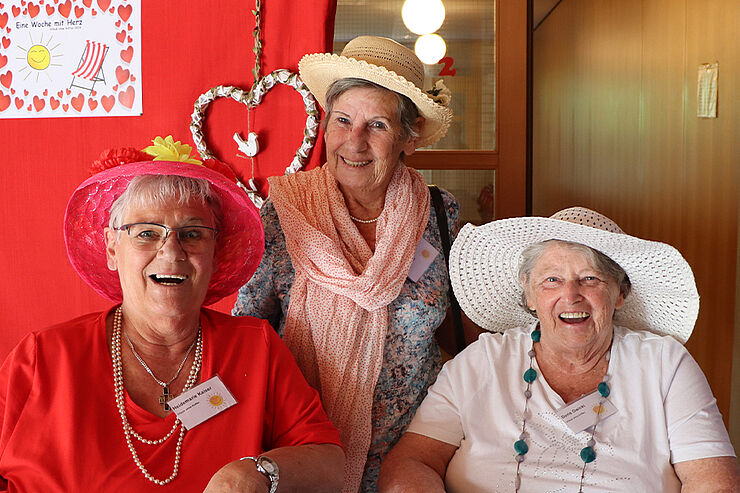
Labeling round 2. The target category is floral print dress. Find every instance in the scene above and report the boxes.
[233,189,459,492]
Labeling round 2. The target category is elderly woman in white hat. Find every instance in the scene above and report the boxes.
[379,207,739,492]
[233,36,460,492]
[0,137,344,492]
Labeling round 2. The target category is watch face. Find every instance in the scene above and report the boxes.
[260,458,278,475]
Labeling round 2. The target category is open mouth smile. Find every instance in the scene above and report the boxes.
[149,274,188,286]
[341,156,372,167]
[559,311,590,323]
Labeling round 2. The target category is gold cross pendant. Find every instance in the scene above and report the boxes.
[159,386,172,411]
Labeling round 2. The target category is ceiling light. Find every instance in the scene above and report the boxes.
[414,34,446,65]
[402,0,445,35]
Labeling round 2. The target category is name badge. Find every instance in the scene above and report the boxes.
[556,390,617,434]
[407,238,439,282]
[168,375,237,430]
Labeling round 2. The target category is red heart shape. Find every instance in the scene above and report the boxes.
[74,5,83,17]
[82,0,91,6]
[57,0,71,18]
[23,89,28,96]
[43,89,47,96]
[117,4,132,21]
[91,90,96,96]
[88,98,97,110]
[70,93,84,112]
[21,0,26,5]
[27,2,40,17]
[115,19,120,27]
[1,36,9,49]
[101,94,115,112]
[10,88,14,94]
[91,9,97,16]
[62,103,68,112]
[0,71,12,88]
[11,6,20,17]
[0,91,9,111]
[0,13,7,29]
[97,0,110,10]
[33,95,44,111]
[112,84,118,91]
[115,66,129,84]
[115,29,125,42]
[127,23,132,31]
[6,27,11,33]
[109,7,113,13]
[49,96,59,110]
[118,86,134,109]
[65,88,70,95]
[26,104,31,111]
[57,90,63,98]
[0,53,7,69]
[14,97,23,109]
[120,46,133,63]
[127,36,131,43]
[45,3,53,15]
[130,75,135,82]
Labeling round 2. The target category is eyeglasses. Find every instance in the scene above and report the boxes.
[115,223,218,253]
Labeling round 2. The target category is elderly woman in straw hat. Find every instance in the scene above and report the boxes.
[233,36,461,492]
[0,136,344,492]
[379,207,739,492]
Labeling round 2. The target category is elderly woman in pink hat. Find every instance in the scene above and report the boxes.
[379,208,738,492]
[232,36,468,493]
[0,137,343,492]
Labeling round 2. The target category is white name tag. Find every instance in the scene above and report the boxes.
[556,389,617,434]
[168,375,237,430]
[407,237,439,282]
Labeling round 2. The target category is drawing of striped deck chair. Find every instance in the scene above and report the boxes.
[70,40,109,94]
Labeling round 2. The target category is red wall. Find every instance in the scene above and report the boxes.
[0,1,335,359]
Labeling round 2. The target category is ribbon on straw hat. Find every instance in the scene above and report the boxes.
[449,207,699,343]
[298,35,453,148]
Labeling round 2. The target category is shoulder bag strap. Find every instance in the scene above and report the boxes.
[428,185,466,354]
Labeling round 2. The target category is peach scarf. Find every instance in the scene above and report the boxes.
[268,164,429,493]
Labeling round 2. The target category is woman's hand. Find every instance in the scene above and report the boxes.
[203,459,270,493]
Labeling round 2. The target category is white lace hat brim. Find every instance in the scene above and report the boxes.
[449,218,699,343]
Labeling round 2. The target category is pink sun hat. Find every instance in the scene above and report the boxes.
[64,138,264,306]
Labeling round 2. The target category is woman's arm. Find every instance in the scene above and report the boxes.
[674,457,740,493]
[378,432,457,493]
[203,443,344,493]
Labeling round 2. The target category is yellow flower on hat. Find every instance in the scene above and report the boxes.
[143,135,203,165]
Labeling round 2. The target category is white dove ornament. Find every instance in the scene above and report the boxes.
[234,131,259,157]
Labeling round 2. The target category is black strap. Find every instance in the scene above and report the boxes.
[429,185,466,354]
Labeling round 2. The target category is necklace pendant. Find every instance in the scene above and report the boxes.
[159,386,172,411]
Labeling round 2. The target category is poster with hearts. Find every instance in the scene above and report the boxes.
[0,0,141,118]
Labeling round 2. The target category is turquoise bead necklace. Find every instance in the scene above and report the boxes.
[514,328,611,492]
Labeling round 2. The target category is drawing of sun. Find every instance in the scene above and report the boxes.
[208,394,226,409]
[17,33,63,83]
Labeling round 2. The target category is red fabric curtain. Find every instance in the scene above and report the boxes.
[0,1,336,360]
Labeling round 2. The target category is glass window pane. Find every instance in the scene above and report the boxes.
[419,169,495,226]
[334,0,496,151]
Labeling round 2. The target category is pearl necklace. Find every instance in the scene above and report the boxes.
[514,328,611,492]
[112,306,203,485]
[349,213,381,224]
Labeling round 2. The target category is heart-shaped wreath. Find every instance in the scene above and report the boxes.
[189,0,320,208]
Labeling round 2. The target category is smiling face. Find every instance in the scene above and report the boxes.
[27,44,50,70]
[324,86,419,201]
[523,242,624,356]
[105,199,217,322]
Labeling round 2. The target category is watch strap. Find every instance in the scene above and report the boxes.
[240,455,279,493]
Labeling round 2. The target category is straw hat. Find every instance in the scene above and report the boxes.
[298,35,453,148]
[449,207,699,343]
[64,150,264,306]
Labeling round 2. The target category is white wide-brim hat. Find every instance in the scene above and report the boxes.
[298,35,453,148]
[449,207,699,343]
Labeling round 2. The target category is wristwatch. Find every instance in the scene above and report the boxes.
[240,455,279,493]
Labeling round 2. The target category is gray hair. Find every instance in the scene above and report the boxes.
[322,78,420,141]
[518,240,632,316]
[108,174,222,231]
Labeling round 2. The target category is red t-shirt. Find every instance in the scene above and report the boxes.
[0,307,341,492]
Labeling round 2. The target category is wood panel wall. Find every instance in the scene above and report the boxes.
[533,0,739,428]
